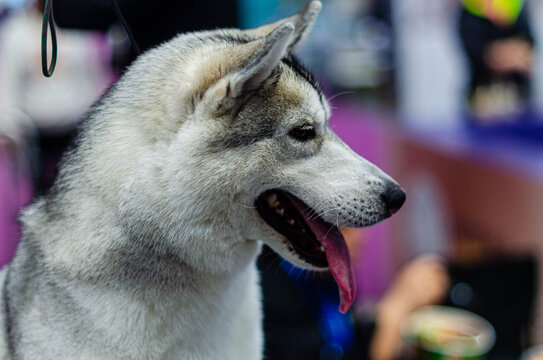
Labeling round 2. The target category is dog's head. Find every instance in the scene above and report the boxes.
[100,1,404,311]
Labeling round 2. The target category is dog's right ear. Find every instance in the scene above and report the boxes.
[248,0,322,52]
[201,22,294,115]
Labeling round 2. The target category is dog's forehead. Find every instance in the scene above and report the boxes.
[272,61,329,125]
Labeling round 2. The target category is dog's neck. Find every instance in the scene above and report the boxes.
[28,191,262,296]
[22,195,264,358]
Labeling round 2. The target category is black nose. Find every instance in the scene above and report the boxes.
[381,185,406,215]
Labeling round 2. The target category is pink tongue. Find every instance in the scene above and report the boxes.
[288,197,356,313]
[307,218,356,313]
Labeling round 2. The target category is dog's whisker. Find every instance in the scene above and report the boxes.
[308,206,337,221]
[286,262,299,279]
[236,202,257,209]
[327,90,355,102]
[323,223,338,242]
[270,257,284,277]
[304,199,335,221]
[302,202,329,221]
[259,252,281,273]
[295,268,307,283]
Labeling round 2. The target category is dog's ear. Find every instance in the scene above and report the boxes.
[227,22,294,99]
[286,0,322,52]
[249,0,322,52]
[199,2,320,114]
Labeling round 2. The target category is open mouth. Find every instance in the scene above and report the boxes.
[255,190,328,268]
[254,189,355,313]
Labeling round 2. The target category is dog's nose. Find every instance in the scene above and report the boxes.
[381,185,406,215]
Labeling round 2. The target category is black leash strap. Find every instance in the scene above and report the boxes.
[108,0,141,55]
[41,0,57,77]
[41,0,141,78]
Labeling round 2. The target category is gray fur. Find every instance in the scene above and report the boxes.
[0,2,402,359]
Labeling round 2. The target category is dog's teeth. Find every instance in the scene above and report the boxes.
[266,194,282,208]
[266,193,278,207]
[287,219,295,226]
[320,245,325,252]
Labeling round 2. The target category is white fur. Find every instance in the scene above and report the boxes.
[0,2,402,359]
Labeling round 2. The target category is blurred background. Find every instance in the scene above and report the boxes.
[2,0,543,359]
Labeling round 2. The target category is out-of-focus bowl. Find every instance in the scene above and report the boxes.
[401,306,496,360]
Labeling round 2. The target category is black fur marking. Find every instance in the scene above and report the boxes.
[211,33,254,45]
[281,55,324,105]
[208,34,325,106]
[99,241,197,295]
[208,119,276,151]
[3,266,17,359]
[206,70,282,151]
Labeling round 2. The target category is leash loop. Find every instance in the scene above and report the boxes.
[41,0,58,77]
[40,0,139,78]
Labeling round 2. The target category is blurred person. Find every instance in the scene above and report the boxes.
[0,0,112,193]
[370,254,449,360]
[0,122,32,268]
[458,0,535,120]
[258,229,450,360]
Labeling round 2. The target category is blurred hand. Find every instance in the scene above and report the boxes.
[381,254,449,315]
[485,38,533,75]
[370,254,450,360]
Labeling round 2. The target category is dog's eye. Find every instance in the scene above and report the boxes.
[289,124,316,142]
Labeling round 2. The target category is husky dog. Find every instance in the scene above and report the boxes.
[0,1,405,359]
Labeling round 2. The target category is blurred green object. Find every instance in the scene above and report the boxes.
[401,306,496,360]
[462,0,525,24]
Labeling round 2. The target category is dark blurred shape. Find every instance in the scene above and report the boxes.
[458,0,535,120]
[258,246,374,360]
[450,282,474,306]
[52,0,238,64]
[446,256,537,358]
[33,129,75,194]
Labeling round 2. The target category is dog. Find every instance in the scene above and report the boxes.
[0,2,405,359]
